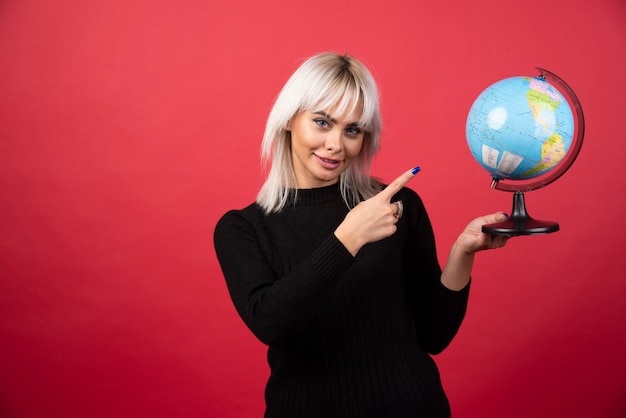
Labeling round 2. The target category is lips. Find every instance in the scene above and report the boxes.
[315,154,342,169]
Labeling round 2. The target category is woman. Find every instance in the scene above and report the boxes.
[214,52,509,418]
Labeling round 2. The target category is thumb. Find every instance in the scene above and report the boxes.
[379,166,421,201]
[483,211,509,224]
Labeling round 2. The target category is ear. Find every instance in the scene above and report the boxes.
[285,119,292,131]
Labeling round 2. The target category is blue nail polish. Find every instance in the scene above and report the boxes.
[411,166,421,175]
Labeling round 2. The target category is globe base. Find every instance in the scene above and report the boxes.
[482,191,560,236]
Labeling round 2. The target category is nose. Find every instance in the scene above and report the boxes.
[325,129,343,153]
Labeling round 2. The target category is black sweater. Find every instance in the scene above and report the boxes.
[214,183,470,418]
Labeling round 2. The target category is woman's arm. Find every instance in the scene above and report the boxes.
[441,212,509,291]
[214,210,354,346]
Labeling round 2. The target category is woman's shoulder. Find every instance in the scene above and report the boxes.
[214,202,267,234]
[217,201,265,223]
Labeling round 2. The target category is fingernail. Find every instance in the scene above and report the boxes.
[502,212,509,218]
[411,166,421,175]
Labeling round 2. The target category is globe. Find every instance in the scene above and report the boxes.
[466,76,574,181]
[465,68,584,235]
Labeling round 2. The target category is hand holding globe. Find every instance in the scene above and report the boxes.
[466,68,585,236]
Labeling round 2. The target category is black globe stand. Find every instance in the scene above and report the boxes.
[482,191,559,236]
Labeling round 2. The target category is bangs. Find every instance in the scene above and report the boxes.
[300,71,375,130]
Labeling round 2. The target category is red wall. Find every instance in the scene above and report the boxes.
[1,1,625,417]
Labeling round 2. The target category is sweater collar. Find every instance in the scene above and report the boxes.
[289,182,342,205]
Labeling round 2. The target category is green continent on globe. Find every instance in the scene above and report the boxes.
[519,133,565,177]
[520,79,568,178]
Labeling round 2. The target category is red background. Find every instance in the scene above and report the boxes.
[1,0,625,417]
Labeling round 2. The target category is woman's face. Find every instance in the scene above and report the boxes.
[287,105,364,188]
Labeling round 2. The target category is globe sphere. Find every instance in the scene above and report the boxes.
[466,76,575,181]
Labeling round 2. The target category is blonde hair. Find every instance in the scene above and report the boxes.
[257,52,383,214]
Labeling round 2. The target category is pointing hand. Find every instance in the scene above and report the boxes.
[334,167,420,256]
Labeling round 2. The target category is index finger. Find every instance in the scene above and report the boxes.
[379,166,421,201]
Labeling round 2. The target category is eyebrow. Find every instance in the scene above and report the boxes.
[313,111,360,127]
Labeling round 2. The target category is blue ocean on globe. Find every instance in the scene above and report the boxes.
[466,76,575,180]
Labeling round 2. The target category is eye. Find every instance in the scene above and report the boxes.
[313,118,329,128]
[346,126,362,136]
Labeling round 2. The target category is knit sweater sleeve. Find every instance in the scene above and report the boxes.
[400,188,470,354]
[213,207,355,346]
